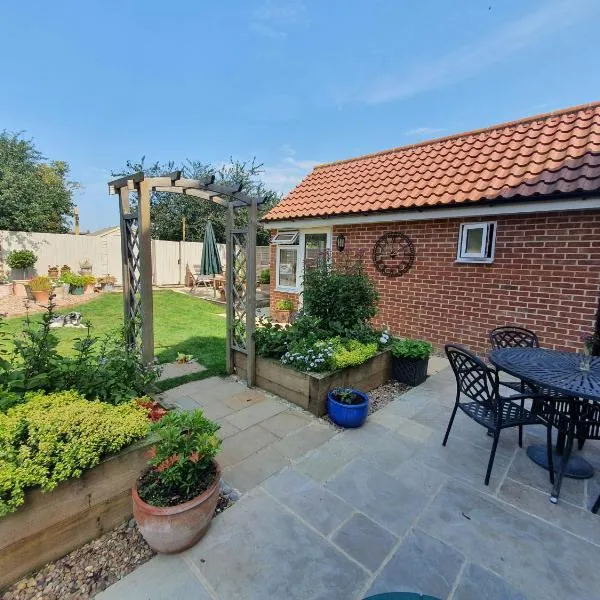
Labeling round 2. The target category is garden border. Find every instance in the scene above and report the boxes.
[0,437,153,590]
[233,349,391,416]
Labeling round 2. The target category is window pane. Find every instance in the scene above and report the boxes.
[278,248,298,287]
[304,234,328,263]
[465,227,484,254]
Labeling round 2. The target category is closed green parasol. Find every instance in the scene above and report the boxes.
[200,220,222,296]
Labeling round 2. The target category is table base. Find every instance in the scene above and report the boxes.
[527,444,594,479]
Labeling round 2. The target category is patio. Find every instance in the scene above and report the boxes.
[98,365,600,600]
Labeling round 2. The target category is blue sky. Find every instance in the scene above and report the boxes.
[1,0,599,230]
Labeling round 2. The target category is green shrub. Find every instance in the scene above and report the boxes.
[302,257,378,331]
[331,338,378,370]
[29,275,52,292]
[254,319,290,358]
[0,390,149,516]
[259,268,270,284]
[60,272,87,287]
[6,250,37,271]
[137,409,221,507]
[391,338,433,360]
[275,298,294,311]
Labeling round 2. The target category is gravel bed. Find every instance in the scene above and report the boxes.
[2,490,235,600]
[321,379,412,430]
[0,293,98,318]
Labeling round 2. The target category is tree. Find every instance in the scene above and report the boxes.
[112,157,280,245]
[0,131,77,233]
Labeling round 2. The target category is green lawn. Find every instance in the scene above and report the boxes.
[1,291,227,390]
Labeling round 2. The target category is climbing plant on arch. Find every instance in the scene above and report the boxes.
[108,171,266,386]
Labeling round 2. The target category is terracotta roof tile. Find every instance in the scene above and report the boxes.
[264,102,600,222]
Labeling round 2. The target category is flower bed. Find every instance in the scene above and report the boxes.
[0,391,152,589]
[233,349,391,416]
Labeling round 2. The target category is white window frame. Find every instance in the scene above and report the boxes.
[272,230,299,245]
[457,222,496,263]
[275,245,300,292]
[274,227,332,293]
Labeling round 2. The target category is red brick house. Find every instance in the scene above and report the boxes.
[262,102,600,355]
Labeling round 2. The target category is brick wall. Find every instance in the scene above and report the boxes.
[269,210,600,355]
[333,211,600,355]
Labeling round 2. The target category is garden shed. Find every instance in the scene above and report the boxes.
[263,102,600,354]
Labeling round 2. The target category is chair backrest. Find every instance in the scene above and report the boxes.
[489,326,539,350]
[445,344,497,408]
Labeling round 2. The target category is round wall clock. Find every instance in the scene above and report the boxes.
[372,232,415,277]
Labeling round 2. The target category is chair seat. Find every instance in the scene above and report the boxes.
[459,400,542,430]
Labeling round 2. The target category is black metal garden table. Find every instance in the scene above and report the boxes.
[489,347,600,501]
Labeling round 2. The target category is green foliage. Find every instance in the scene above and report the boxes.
[331,338,378,370]
[112,156,280,245]
[254,319,289,358]
[330,387,364,406]
[60,272,87,287]
[303,257,379,331]
[0,390,149,516]
[0,131,76,233]
[6,250,37,270]
[0,297,159,404]
[29,275,52,292]
[259,268,270,284]
[138,410,221,507]
[280,339,335,372]
[275,298,294,311]
[391,338,433,360]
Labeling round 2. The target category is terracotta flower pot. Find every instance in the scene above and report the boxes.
[84,284,94,294]
[132,461,221,553]
[12,280,29,298]
[33,290,50,304]
[0,284,11,298]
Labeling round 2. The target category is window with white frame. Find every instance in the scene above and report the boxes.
[457,222,496,262]
[276,246,300,290]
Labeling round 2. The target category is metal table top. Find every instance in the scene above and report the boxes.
[489,347,600,402]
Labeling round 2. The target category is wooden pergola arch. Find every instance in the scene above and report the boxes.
[108,171,266,386]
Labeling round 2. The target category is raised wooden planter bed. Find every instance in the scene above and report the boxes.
[0,437,153,590]
[233,349,391,416]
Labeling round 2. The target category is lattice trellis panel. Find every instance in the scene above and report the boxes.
[230,229,248,351]
[123,213,142,349]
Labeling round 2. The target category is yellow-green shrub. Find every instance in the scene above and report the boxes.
[331,338,378,370]
[0,390,149,516]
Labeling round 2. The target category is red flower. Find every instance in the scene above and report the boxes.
[156,454,180,472]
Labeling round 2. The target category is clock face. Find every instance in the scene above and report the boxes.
[372,232,415,277]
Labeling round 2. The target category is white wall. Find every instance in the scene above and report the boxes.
[0,230,269,286]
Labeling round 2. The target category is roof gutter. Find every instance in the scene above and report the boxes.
[262,196,600,229]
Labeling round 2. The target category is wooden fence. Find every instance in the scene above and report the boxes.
[0,230,269,286]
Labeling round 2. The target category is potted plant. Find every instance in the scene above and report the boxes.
[61,272,86,295]
[60,264,71,277]
[132,409,222,553]
[259,268,270,294]
[390,338,434,386]
[82,275,96,294]
[274,298,294,323]
[6,250,37,296]
[48,265,60,279]
[327,387,369,428]
[98,274,117,292]
[0,273,11,298]
[29,275,53,304]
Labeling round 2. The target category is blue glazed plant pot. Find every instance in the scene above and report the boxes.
[70,285,84,296]
[327,389,369,428]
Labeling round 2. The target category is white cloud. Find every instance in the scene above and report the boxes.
[250,0,305,39]
[262,147,319,194]
[404,127,446,137]
[363,0,589,105]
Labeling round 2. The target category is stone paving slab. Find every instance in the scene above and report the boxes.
[183,488,369,600]
[96,554,212,600]
[452,562,532,600]
[224,396,287,430]
[272,421,336,459]
[259,409,313,438]
[366,528,464,599]
[222,445,290,492]
[217,423,279,468]
[418,480,600,600]
[263,468,354,535]
[331,513,397,572]
[297,435,361,482]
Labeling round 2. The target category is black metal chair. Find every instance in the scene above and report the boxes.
[444,344,553,486]
[576,400,600,513]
